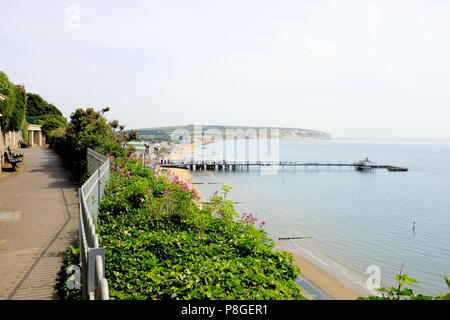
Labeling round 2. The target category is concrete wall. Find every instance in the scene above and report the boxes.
[0,130,23,168]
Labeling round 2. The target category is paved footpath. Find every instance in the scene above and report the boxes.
[0,147,78,299]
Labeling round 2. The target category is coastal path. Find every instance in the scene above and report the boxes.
[0,147,78,299]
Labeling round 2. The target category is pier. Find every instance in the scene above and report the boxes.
[160,160,408,172]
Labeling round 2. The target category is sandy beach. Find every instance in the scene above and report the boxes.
[165,168,361,299]
[281,249,361,300]
[166,139,211,160]
[163,141,363,300]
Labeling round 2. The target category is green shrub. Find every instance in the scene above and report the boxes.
[97,157,305,300]
[9,85,26,132]
[40,115,66,135]
[22,120,28,144]
[54,243,82,300]
[0,72,26,132]
[49,107,136,185]
[26,93,63,118]
[358,272,450,300]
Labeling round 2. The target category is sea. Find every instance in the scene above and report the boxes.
[179,137,450,297]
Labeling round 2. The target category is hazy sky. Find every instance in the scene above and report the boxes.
[1,1,449,138]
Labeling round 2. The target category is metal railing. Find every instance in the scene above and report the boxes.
[79,148,110,300]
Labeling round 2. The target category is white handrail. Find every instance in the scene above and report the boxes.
[79,148,110,300]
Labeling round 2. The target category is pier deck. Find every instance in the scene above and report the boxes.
[160,160,408,172]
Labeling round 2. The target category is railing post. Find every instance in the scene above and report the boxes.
[87,248,105,298]
[96,168,100,224]
[78,188,82,267]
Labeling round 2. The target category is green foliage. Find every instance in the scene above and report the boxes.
[436,277,450,300]
[0,71,26,132]
[24,92,66,135]
[97,157,305,300]
[9,85,27,131]
[40,114,66,135]
[358,271,450,300]
[22,120,28,145]
[54,243,82,300]
[48,107,137,185]
[25,93,63,117]
[0,71,15,131]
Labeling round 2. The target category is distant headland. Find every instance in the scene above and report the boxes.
[134,125,332,141]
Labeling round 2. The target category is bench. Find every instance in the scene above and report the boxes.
[4,146,23,170]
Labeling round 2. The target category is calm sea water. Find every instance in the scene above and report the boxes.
[185,138,450,296]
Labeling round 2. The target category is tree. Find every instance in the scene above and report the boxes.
[48,107,138,184]
[26,93,63,117]
[0,71,26,132]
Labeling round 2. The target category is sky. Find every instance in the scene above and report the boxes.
[1,0,450,138]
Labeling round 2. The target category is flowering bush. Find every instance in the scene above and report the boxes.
[96,158,305,300]
[48,107,134,185]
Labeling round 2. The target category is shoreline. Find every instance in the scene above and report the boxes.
[277,247,362,300]
[167,170,363,299]
[162,141,364,300]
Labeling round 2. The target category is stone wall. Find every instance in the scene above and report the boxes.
[0,130,23,168]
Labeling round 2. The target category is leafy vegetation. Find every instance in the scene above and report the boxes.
[25,92,66,135]
[96,156,305,300]
[48,107,138,185]
[25,93,63,117]
[21,120,28,145]
[358,269,450,300]
[0,70,67,137]
[0,71,27,132]
[54,244,82,300]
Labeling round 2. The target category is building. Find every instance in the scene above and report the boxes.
[27,124,46,147]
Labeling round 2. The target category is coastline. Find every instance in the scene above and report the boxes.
[169,175,362,299]
[277,248,361,300]
[161,141,363,300]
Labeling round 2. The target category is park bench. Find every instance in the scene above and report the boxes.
[4,146,23,170]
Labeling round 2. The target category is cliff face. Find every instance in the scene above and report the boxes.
[277,128,331,140]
